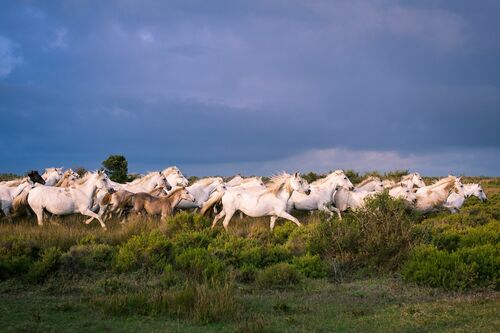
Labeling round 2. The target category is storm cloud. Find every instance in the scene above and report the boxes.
[1,1,499,175]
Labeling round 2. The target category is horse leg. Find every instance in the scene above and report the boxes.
[211,210,225,228]
[270,216,278,231]
[222,209,236,230]
[81,209,107,230]
[276,211,302,227]
[32,207,44,226]
[321,204,342,220]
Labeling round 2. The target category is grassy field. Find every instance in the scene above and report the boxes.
[0,178,498,332]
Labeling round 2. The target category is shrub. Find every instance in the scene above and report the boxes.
[402,244,499,290]
[0,237,39,280]
[162,212,212,235]
[255,263,302,288]
[28,247,62,282]
[114,231,172,272]
[236,264,258,283]
[292,254,329,278]
[171,230,212,250]
[174,247,227,281]
[61,243,116,274]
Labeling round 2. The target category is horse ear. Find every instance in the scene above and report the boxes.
[293,172,299,178]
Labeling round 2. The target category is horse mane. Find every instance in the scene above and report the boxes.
[400,172,418,181]
[162,166,181,176]
[356,176,380,187]
[424,176,456,192]
[240,177,260,184]
[194,177,221,186]
[311,170,344,186]
[166,186,185,198]
[75,172,93,185]
[54,170,74,187]
[266,173,292,194]
[129,172,158,184]
[3,178,25,187]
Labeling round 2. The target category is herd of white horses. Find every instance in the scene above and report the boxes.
[0,167,487,231]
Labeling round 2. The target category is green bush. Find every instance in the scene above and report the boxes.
[292,254,329,278]
[0,237,39,280]
[236,264,258,283]
[255,263,302,288]
[174,247,227,281]
[402,244,499,290]
[61,243,116,274]
[162,212,212,235]
[114,231,172,272]
[171,230,212,250]
[28,247,62,282]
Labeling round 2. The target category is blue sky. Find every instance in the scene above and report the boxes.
[1,0,499,176]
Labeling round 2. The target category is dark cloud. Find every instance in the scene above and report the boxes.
[0,1,499,175]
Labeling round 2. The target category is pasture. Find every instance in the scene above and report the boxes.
[0,176,498,332]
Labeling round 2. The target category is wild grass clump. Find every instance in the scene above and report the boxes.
[174,247,228,281]
[292,254,329,278]
[255,263,303,289]
[114,230,173,272]
[60,243,116,274]
[91,281,241,324]
[28,246,62,282]
[0,236,39,279]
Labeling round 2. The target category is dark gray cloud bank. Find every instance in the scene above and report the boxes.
[1,0,499,176]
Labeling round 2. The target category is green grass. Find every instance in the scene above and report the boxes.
[0,277,498,332]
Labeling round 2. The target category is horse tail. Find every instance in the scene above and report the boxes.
[200,191,225,216]
[12,191,29,213]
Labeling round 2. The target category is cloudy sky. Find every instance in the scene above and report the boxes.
[1,0,499,176]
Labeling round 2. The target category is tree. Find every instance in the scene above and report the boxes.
[102,155,128,183]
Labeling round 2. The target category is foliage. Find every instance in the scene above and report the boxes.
[28,246,62,282]
[91,281,241,324]
[255,263,303,288]
[292,254,329,278]
[0,173,21,181]
[73,167,88,177]
[114,231,172,272]
[61,243,116,274]
[402,244,499,290]
[0,236,38,280]
[102,154,128,183]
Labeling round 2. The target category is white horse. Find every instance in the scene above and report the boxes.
[211,172,310,230]
[176,177,226,209]
[27,171,112,229]
[0,181,33,218]
[110,172,171,193]
[414,176,464,213]
[334,177,386,212]
[354,177,385,192]
[334,187,378,211]
[42,167,64,186]
[288,170,354,219]
[443,183,487,213]
[54,169,80,187]
[400,172,426,188]
[382,172,425,189]
[162,166,189,188]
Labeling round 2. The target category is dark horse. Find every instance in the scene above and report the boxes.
[27,170,45,185]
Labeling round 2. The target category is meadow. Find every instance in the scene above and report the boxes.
[0,176,498,332]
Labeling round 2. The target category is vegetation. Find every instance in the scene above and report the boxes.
[102,155,129,183]
[0,177,498,331]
